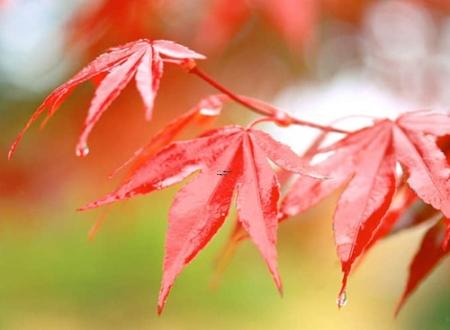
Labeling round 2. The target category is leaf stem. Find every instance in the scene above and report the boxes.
[190,66,273,116]
[188,65,349,134]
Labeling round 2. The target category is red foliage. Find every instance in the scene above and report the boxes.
[220,112,450,309]
[8,40,204,160]
[396,221,450,315]
[10,36,450,315]
[80,125,317,312]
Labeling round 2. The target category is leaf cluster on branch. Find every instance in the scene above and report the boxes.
[9,39,450,315]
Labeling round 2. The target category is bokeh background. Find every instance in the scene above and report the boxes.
[0,0,449,329]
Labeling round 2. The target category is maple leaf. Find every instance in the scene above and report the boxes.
[210,111,450,310]
[362,135,450,256]
[79,125,320,313]
[395,220,450,315]
[278,111,450,300]
[8,39,205,159]
[211,126,354,283]
[361,185,419,253]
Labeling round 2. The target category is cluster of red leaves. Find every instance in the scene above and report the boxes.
[8,39,205,160]
[220,112,450,311]
[9,39,450,314]
[81,125,321,312]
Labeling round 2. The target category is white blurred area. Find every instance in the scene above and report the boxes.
[0,0,82,98]
[269,0,450,152]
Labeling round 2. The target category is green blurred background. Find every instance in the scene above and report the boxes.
[0,0,449,329]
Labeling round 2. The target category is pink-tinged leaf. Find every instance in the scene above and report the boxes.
[157,140,242,314]
[10,39,206,159]
[395,221,449,315]
[80,128,241,210]
[236,135,282,292]
[280,151,354,217]
[393,126,450,217]
[8,41,141,159]
[211,122,364,269]
[250,129,322,178]
[153,40,206,60]
[135,48,158,121]
[280,122,382,218]
[76,50,145,156]
[397,112,450,136]
[212,126,330,286]
[318,120,386,153]
[151,52,164,108]
[334,127,396,296]
[81,126,312,313]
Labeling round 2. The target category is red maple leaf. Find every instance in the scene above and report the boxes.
[395,220,450,315]
[8,39,205,159]
[79,125,320,313]
[203,111,450,312]
[280,111,450,300]
[361,135,450,257]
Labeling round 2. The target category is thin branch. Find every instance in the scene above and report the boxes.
[187,65,350,134]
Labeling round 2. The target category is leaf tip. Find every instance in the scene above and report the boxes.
[156,303,164,316]
[394,295,406,318]
[337,266,350,309]
[157,285,170,316]
[76,144,90,157]
[7,146,15,161]
[277,282,284,298]
[8,135,22,160]
[336,290,348,309]
[77,200,100,212]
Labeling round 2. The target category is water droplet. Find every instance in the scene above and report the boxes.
[199,107,220,116]
[336,291,347,308]
[76,145,90,157]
